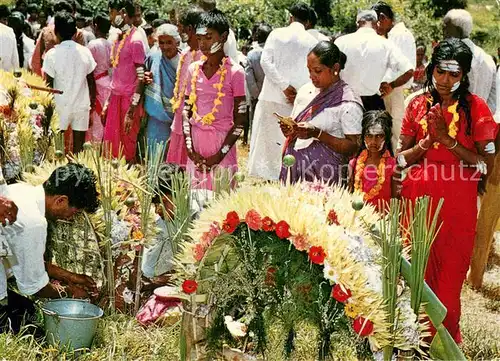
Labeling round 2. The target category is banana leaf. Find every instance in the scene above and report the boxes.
[400,258,466,360]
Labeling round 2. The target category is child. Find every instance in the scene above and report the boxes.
[182,9,246,190]
[42,11,96,153]
[86,13,112,142]
[349,111,398,212]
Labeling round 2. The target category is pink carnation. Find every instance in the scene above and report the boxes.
[291,234,308,251]
[209,221,221,239]
[200,232,212,246]
[193,243,207,262]
[245,209,263,231]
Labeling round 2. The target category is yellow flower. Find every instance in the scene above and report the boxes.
[132,230,144,240]
[344,302,360,318]
[214,98,223,106]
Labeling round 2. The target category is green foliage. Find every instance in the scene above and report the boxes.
[431,0,467,17]
[198,224,349,360]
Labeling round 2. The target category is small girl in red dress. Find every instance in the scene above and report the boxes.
[349,111,398,212]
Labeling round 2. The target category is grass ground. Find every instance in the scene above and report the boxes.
[1,143,499,360]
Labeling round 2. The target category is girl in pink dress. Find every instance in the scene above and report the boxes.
[86,14,112,142]
[349,111,397,212]
[166,8,204,167]
[182,10,246,190]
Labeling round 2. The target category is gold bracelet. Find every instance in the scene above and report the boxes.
[447,140,458,150]
[418,139,429,150]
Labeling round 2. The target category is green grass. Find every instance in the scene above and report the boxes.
[468,0,500,55]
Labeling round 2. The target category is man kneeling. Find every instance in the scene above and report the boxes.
[0,163,100,334]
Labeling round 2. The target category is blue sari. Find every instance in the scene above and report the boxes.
[144,51,178,147]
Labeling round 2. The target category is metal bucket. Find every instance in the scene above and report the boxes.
[42,299,103,350]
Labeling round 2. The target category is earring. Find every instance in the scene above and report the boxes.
[334,72,338,76]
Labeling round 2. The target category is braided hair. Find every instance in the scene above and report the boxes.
[424,38,473,135]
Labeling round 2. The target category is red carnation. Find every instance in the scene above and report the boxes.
[262,217,275,232]
[331,284,352,303]
[275,220,291,239]
[245,209,262,231]
[327,210,340,225]
[222,211,240,233]
[308,246,326,265]
[353,317,374,337]
[182,279,198,294]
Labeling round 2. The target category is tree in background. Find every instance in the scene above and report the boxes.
[431,0,467,17]
[311,0,334,27]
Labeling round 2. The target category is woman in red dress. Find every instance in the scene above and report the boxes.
[397,38,498,342]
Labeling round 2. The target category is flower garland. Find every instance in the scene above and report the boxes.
[110,28,132,68]
[186,57,228,126]
[171,50,198,113]
[181,182,425,351]
[418,98,460,149]
[354,150,390,201]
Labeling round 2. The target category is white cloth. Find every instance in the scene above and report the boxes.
[462,38,496,112]
[82,27,96,45]
[259,22,318,105]
[0,184,49,300]
[22,33,35,69]
[334,27,413,96]
[385,22,416,88]
[247,100,292,180]
[59,110,90,131]
[0,23,19,72]
[307,29,330,42]
[224,29,239,63]
[291,82,363,150]
[383,87,405,149]
[42,40,97,122]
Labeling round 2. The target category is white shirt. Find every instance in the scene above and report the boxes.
[462,38,496,112]
[335,27,413,97]
[0,184,49,300]
[42,40,97,118]
[22,33,35,69]
[259,22,318,104]
[385,22,416,88]
[291,82,363,150]
[307,29,330,42]
[0,23,19,72]
[224,29,239,64]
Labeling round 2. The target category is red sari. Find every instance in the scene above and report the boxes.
[401,93,498,342]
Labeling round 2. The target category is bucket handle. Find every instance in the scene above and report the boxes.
[42,308,60,324]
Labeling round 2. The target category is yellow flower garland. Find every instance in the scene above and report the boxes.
[419,97,460,149]
[187,57,228,126]
[354,150,390,201]
[171,50,197,113]
[110,28,132,68]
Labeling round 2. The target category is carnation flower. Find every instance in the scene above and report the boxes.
[353,317,374,337]
[290,234,307,251]
[275,220,291,239]
[308,246,326,264]
[245,209,262,231]
[193,243,207,262]
[327,209,340,225]
[182,279,198,294]
[261,216,275,232]
[331,283,352,303]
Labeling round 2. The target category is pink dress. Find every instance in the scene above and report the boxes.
[87,38,112,142]
[166,48,203,167]
[103,28,145,162]
[184,57,246,190]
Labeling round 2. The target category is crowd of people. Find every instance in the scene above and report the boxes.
[0,0,500,347]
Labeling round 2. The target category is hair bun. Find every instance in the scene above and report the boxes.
[339,51,347,70]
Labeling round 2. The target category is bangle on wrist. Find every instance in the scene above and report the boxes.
[418,139,429,150]
[316,129,323,140]
[447,140,458,150]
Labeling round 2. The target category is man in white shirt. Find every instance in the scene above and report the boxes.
[0,163,100,334]
[0,6,20,72]
[443,9,496,113]
[372,2,416,148]
[248,2,318,180]
[42,11,97,154]
[334,10,413,113]
[306,7,330,42]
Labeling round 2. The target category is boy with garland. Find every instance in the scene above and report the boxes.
[102,0,146,162]
[182,9,246,190]
[165,7,204,168]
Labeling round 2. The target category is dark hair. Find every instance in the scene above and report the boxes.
[144,9,158,23]
[289,2,311,24]
[358,110,394,156]
[309,7,318,27]
[371,1,394,20]
[94,13,111,35]
[197,9,229,36]
[416,42,426,52]
[43,163,100,213]
[54,11,76,40]
[152,163,183,203]
[179,6,203,28]
[151,18,167,29]
[28,4,39,13]
[425,38,473,135]
[54,0,74,14]
[143,23,153,36]
[122,0,137,18]
[0,5,12,19]
[8,12,25,66]
[310,40,347,70]
[256,23,272,44]
[108,0,121,10]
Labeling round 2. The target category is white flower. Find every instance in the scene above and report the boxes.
[364,264,383,295]
[122,287,134,304]
[323,262,339,284]
[224,316,247,338]
[110,213,130,244]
